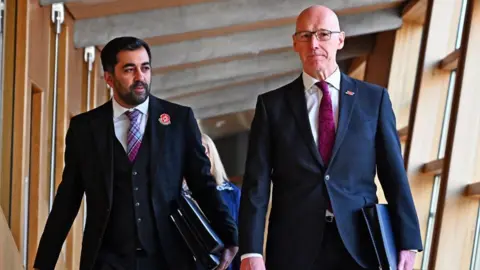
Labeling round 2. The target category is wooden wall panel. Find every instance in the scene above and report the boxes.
[27,85,50,269]
[67,39,84,117]
[95,51,110,104]
[9,0,32,266]
[63,10,87,270]
[347,56,366,81]
[94,50,108,107]
[61,13,76,270]
[1,0,18,221]
[28,1,51,88]
[430,0,480,267]
[26,2,52,268]
[387,22,423,129]
[2,0,96,268]
[0,208,22,270]
[403,0,463,268]
[364,30,395,88]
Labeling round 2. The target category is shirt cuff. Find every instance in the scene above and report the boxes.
[240,253,263,260]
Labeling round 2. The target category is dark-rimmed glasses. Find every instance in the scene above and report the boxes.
[293,29,342,42]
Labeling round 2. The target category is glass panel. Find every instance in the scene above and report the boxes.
[438,71,456,159]
[455,0,469,49]
[470,205,480,270]
[421,175,441,269]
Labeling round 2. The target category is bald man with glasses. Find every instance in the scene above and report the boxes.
[238,5,422,270]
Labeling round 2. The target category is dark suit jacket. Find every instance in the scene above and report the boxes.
[239,73,423,269]
[33,96,238,270]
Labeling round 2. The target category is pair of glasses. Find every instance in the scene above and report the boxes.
[293,29,342,42]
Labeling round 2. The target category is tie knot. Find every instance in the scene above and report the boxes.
[315,81,329,94]
[125,109,141,122]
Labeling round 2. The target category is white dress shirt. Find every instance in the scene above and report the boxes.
[112,96,149,152]
[241,68,341,261]
[303,68,341,140]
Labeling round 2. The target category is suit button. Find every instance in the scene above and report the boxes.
[325,175,330,181]
[134,187,139,191]
[132,171,138,176]
[137,218,142,223]
[106,208,110,212]
[135,202,140,207]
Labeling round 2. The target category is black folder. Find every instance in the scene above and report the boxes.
[361,204,398,270]
[170,191,224,270]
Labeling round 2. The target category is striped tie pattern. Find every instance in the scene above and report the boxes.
[125,109,142,162]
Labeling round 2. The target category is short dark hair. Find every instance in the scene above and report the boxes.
[100,36,152,73]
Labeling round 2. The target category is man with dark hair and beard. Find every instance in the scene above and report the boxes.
[33,36,238,270]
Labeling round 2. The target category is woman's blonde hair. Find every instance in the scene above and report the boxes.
[202,133,228,186]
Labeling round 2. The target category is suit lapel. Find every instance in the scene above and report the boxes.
[286,75,324,167]
[330,73,358,164]
[148,96,167,180]
[90,101,114,204]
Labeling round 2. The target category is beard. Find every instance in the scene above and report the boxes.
[114,80,150,106]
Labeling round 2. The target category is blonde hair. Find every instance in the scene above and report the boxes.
[202,133,228,186]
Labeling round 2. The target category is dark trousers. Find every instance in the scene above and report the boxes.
[93,249,168,270]
[312,219,367,270]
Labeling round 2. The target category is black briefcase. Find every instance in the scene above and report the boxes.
[170,191,224,270]
[361,204,398,270]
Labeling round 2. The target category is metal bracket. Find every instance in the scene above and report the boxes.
[84,46,95,71]
[51,3,64,24]
[51,3,64,34]
[0,1,5,23]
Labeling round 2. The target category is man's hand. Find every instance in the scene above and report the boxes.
[217,246,239,270]
[240,257,266,270]
[397,250,416,270]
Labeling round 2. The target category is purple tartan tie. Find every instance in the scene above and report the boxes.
[316,81,336,213]
[125,109,142,162]
[316,81,336,165]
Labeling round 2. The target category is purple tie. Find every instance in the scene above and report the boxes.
[316,81,336,165]
[316,81,335,213]
[125,109,142,162]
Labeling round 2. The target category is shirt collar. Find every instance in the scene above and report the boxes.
[112,96,149,119]
[302,67,341,92]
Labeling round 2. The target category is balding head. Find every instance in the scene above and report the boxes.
[293,5,344,80]
[296,5,341,32]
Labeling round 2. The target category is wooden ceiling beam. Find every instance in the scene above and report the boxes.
[347,56,367,81]
[403,0,428,24]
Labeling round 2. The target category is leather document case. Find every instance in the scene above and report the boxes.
[170,191,224,269]
[361,204,398,270]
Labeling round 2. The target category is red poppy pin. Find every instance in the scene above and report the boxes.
[345,90,355,96]
[159,113,171,125]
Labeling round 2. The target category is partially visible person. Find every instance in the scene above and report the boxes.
[201,133,241,228]
[239,5,422,270]
[33,36,238,270]
[184,133,241,270]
